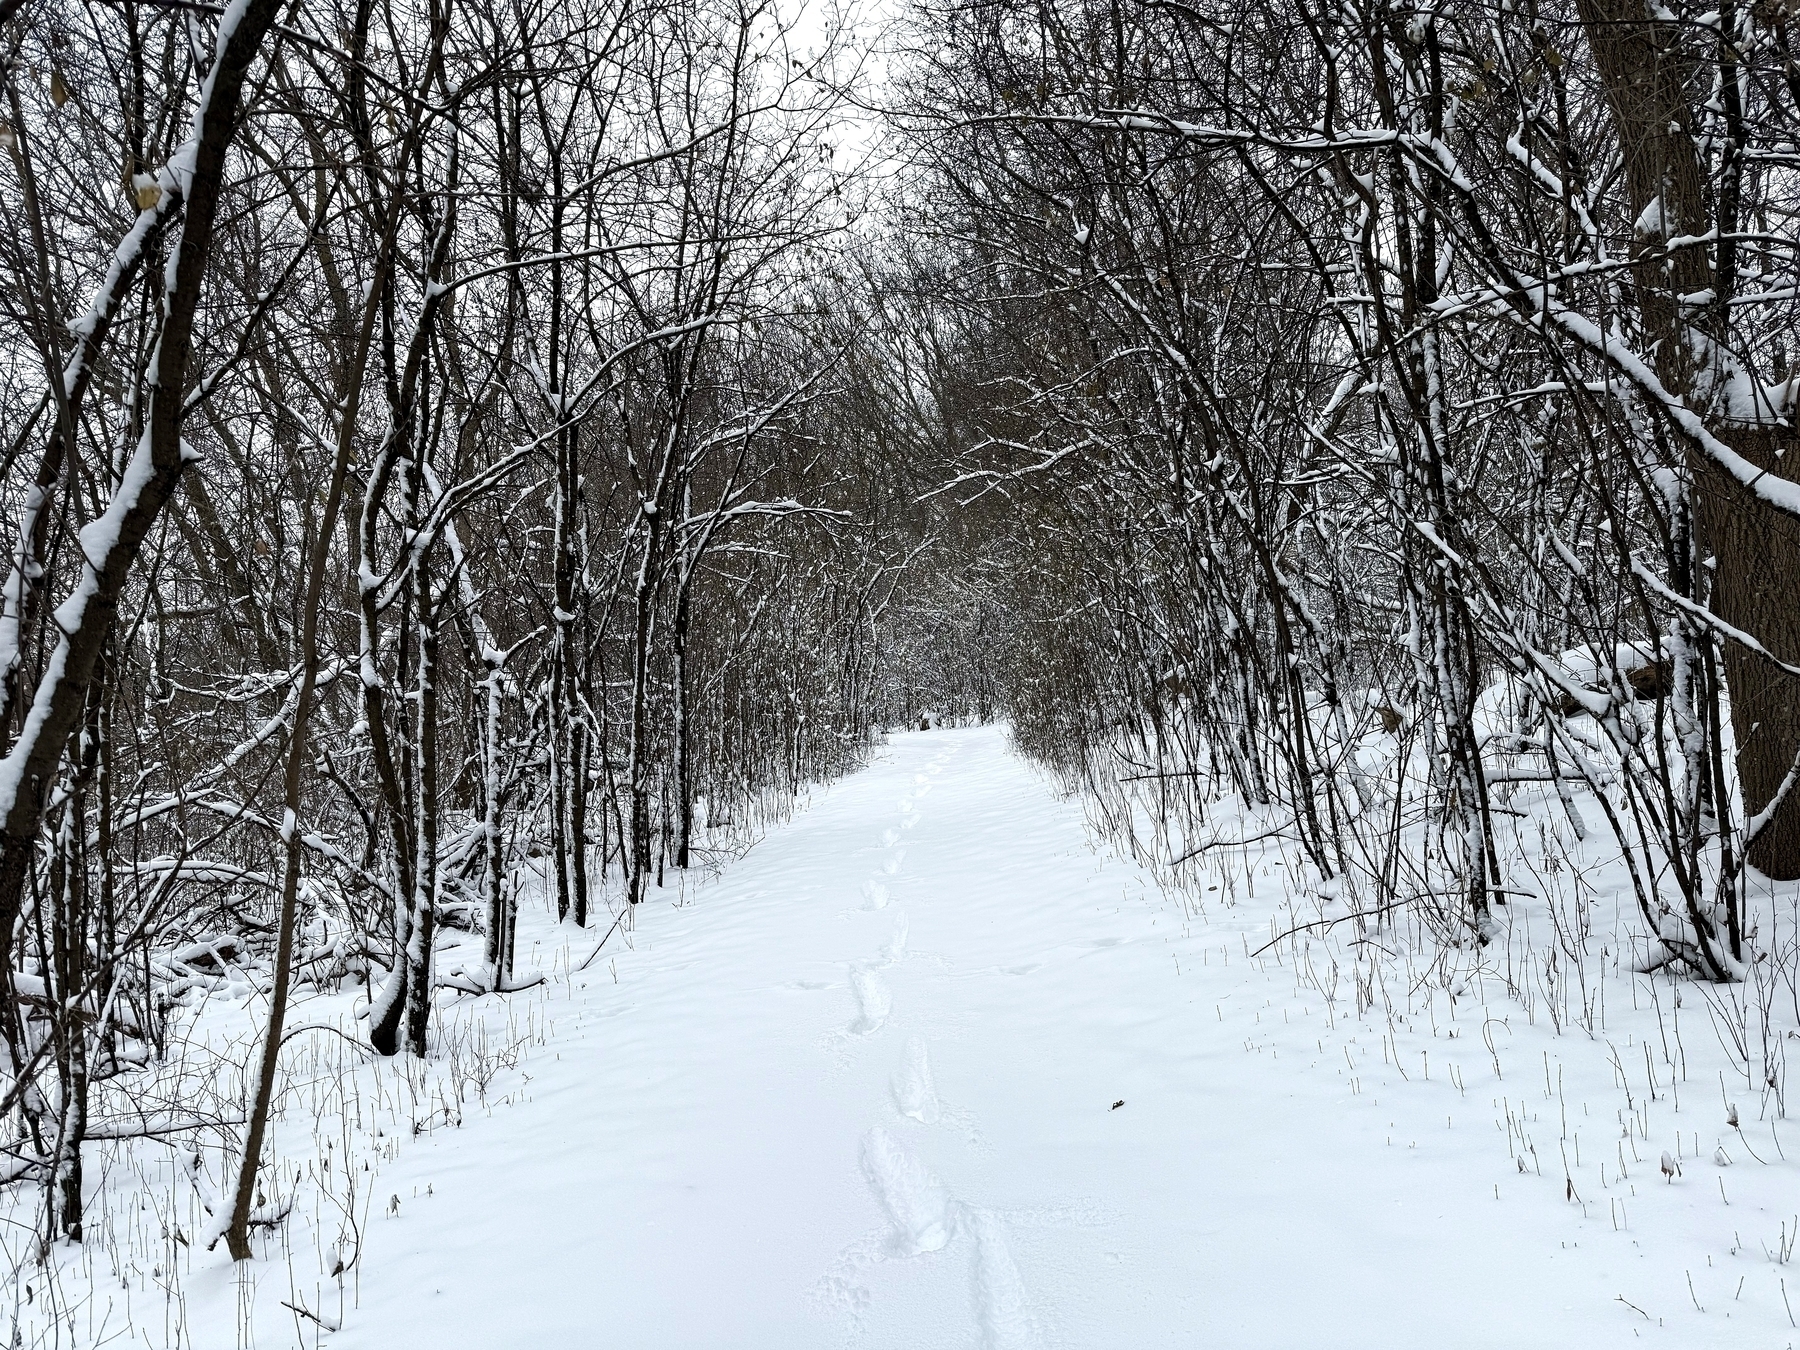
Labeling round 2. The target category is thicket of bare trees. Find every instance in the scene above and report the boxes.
[0,0,923,1257]
[5,0,1800,1281]
[891,0,1800,983]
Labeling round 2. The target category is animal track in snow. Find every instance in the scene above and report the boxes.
[891,1035,940,1124]
[859,1127,954,1254]
[882,849,906,875]
[848,966,891,1035]
[881,827,902,847]
[810,1267,873,1327]
[862,879,890,910]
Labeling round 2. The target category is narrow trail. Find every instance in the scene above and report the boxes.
[333,726,1708,1348]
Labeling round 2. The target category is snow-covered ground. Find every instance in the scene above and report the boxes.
[13,723,1800,1347]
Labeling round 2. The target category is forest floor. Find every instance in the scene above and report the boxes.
[15,724,1800,1347]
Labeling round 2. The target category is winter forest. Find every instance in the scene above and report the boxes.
[3,0,1800,1341]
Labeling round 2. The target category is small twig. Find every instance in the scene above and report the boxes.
[1251,899,1413,957]
[1735,1125,1768,1165]
[278,1023,377,1055]
[1169,824,1296,866]
[282,1300,341,1332]
[574,905,634,973]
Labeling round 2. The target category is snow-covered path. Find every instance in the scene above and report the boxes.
[332,726,1745,1348]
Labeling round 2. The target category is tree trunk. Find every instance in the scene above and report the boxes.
[1698,429,1800,877]
[673,577,693,869]
[405,562,438,1057]
[626,506,663,904]
[1578,0,1800,878]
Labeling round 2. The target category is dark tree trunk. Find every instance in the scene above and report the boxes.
[1578,0,1800,878]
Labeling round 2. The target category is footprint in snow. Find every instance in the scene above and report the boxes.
[891,1034,940,1124]
[848,966,891,1035]
[862,879,890,910]
[882,848,907,875]
[970,1208,1040,1350]
[878,912,909,967]
[858,1134,1040,1348]
[881,827,901,847]
[821,1138,1048,1346]
[860,1127,953,1253]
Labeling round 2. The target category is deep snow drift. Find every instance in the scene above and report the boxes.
[11,724,1800,1347]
